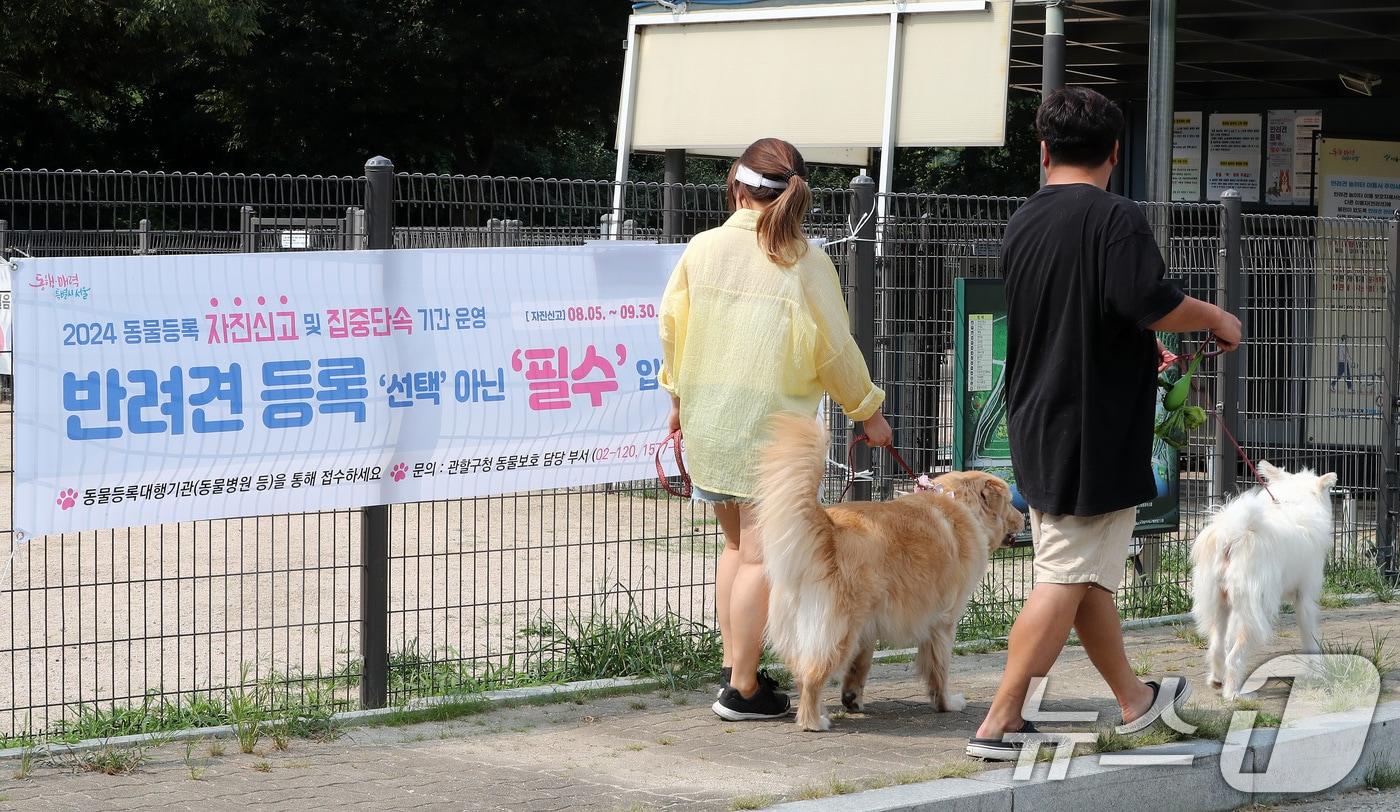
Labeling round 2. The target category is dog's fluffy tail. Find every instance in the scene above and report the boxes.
[756,413,835,581]
[1190,497,1265,638]
[756,413,838,666]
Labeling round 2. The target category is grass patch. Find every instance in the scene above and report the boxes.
[795,776,860,801]
[1178,709,1233,741]
[11,748,35,780]
[1132,655,1156,677]
[656,736,676,746]
[1118,579,1192,621]
[1093,726,1185,754]
[183,741,206,781]
[1322,628,1396,674]
[954,639,1008,656]
[957,584,1019,642]
[252,759,271,773]
[207,739,226,758]
[1366,759,1400,790]
[1319,594,1352,610]
[628,700,648,711]
[518,606,723,691]
[74,746,147,776]
[1326,565,1397,602]
[1171,624,1209,649]
[885,760,982,785]
[729,794,774,810]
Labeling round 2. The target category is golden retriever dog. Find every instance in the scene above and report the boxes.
[756,413,1024,732]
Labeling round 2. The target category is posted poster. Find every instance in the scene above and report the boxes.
[1266,110,1322,206]
[1318,136,1400,220]
[1170,112,1204,202]
[952,279,1178,535]
[1294,112,1322,204]
[1208,113,1262,203]
[1306,136,1400,446]
[14,243,687,538]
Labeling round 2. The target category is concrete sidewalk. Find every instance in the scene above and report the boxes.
[3,603,1399,812]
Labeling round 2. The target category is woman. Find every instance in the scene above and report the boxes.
[658,137,892,721]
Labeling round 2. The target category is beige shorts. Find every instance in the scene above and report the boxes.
[1029,507,1137,593]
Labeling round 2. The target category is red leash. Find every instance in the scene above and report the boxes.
[839,434,925,502]
[655,430,692,498]
[1211,410,1278,504]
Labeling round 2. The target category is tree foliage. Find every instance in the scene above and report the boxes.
[1,1,1037,194]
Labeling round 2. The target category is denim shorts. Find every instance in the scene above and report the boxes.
[691,485,749,506]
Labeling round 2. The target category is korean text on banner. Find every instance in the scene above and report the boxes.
[14,243,687,539]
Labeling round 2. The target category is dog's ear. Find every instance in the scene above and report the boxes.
[1318,472,1338,493]
[1256,460,1283,481]
[978,476,1008,509]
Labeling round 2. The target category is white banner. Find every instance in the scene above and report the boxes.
[14,242,686,539]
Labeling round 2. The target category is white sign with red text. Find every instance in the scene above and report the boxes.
[14,242,685,539]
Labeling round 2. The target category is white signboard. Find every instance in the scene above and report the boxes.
[1265,110,1322,206]
[1170,112,1203,202]
[967,313,993,392]
[1207,114,1262,203]
[14,243,686,539]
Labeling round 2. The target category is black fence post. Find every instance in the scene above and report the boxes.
[1381,212,1400,582]
[0,219,8,258]
[1215,190,1243,501]
[662,149,685,242]
[240,206,256,253]
[849,173,878,501]
[360,155,394,709]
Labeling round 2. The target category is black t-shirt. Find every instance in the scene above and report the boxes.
[1001,184,1184,517]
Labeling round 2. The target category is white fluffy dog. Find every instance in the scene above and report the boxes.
[1190,461,1337,701]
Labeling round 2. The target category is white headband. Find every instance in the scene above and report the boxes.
[735,163,789,190]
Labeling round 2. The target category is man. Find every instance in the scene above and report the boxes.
[966,87,1243,761]
[1330,334,1353,393]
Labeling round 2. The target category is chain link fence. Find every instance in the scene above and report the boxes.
[0,165,1395,741]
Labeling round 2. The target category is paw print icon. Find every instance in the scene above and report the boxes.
[390,463,408,482]
[56,489,79,511]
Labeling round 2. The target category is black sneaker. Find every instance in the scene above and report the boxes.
[1115,677,1191,734]
[717,667,782,698]
[965,720,1040,761]
[711,683,791,721]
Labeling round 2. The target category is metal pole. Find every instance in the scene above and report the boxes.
[875,11,905,225]
[1145,0,1176,203]
[849,172,878,501]
[1215,190,1243,502]
[662,149,685,242]
[1040,1,1067,188]
[1380,212,1400,581]
[360,155,394,709]
[610,20,640,239]
[0,219,8,259]
[137,218,151,255]
[1041,2,1066,96]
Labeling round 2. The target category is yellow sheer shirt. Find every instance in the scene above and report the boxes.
[658,208,885,498]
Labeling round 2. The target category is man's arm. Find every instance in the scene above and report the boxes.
[1149,295,1242,350]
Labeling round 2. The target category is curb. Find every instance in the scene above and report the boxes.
[771,699,1400,812]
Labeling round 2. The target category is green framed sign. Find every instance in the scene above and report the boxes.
[952,279,1180,535]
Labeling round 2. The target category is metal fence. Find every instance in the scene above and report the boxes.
[0,163,1396,741]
